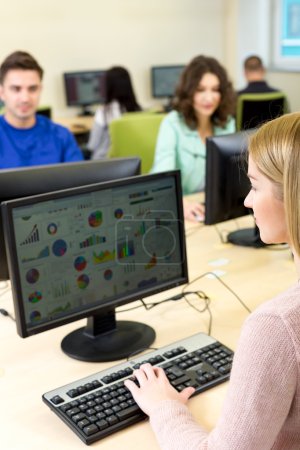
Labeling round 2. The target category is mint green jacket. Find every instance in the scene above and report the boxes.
[151,111,236,195]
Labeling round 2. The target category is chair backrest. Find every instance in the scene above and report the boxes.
[108,112,165,173]
[37,105,52,119]
[236,92,288,131]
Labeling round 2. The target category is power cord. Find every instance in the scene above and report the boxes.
[0,308,15,321]
[117,270,251,336]
[182,271,251,314]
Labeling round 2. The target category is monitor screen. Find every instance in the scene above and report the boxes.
[2,171,188,362]
[204,130,265,247]
[151,65,185,99]
[63,70,106,113]
[0,157,141,281]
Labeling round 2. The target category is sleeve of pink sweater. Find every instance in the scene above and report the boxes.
[149,311,297,450]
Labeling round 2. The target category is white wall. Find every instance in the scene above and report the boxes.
[0,0,226,117]
[0,0,299,116]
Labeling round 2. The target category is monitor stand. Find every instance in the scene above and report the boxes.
[61,307,156,362]
[163,97,174,112]
[227,224,266,248]
[79,106,94,116]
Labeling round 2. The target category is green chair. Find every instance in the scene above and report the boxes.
[108,112,165,174]
[236,92,288,131]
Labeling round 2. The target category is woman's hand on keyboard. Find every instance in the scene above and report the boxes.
[124,363,195,416]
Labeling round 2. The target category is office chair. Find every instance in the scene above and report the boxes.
[108,112,165,173]
[37,105,52,119]
[236,92,288,131]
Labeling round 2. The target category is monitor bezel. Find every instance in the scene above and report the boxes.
[2,170,188,339]
[151,65,185,99]
[204,131,251,226]
[63,70,106,107]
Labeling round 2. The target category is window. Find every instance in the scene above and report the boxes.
[272,0,300,70]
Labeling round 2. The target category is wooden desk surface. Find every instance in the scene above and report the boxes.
[54,116,94,135]
[1,215,296,450]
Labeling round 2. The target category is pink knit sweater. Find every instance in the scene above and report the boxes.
[150,282,300,450]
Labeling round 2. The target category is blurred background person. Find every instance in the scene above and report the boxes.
[0,50,83,169]
[238,55,279,95]
[87,66,141,160]
[151,54,236,222]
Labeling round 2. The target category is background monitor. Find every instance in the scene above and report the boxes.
[2,171,188,362]
[204,130,265,248]
[63,70,106,115]
[0,157,141,281]
[151,65,185,109]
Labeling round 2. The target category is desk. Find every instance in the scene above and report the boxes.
[54,116,94,135]
[1,215,296,450]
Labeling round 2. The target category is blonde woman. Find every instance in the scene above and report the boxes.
[126,112,300,449]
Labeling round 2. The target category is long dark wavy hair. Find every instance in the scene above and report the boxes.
[105,66,141,112]
[173,55,236,129]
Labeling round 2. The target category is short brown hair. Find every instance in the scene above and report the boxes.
[244,55,264,72]
[172,55,236,129]
[249,112,300,255]
[0,51,44,84]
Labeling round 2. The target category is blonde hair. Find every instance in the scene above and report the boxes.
[249,113,300,255]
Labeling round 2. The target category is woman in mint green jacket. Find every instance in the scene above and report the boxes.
[151,55,236,221]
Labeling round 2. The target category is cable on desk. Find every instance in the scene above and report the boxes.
[183,271,251,314]
[117,290,213,335]
[0,308,15,321]
[185,222,205,237]
[181,290,212,335]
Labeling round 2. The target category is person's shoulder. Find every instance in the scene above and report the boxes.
[163,110,180,123]
[161,110,186,129]
[214,116,236,134]
[37,115,72,136]
[247,282,300,324]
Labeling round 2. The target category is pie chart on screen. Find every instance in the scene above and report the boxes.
[26,268,40,284]
[28,291,43,303]
[52,239,67,257]
[114,208,123,219]
[30,310,41,322]
[74,256,87,272]
[77,274,90,289]
[88,210,102,227]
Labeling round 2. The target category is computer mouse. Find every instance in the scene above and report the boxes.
[194,214,204,223]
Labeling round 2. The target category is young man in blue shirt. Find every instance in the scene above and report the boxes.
[0,51,83,168]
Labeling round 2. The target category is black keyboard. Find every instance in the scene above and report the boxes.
[43,332,233,445]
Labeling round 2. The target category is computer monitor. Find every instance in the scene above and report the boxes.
[151,65,185,109]
[0,158,141,281]
[2,171,188,362]
[63,70,106,115]
[204,130,265,248]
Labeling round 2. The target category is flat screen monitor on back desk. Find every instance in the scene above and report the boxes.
[63,70,106,116]
[151,65,185,110]
[2,171,188,362]
[204,129,265,248]
[0,157,141,281]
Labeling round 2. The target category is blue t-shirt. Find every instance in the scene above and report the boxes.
[0,115,83,169]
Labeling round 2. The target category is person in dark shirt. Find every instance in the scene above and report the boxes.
[0,50,83,169]
[238,55,279,95]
